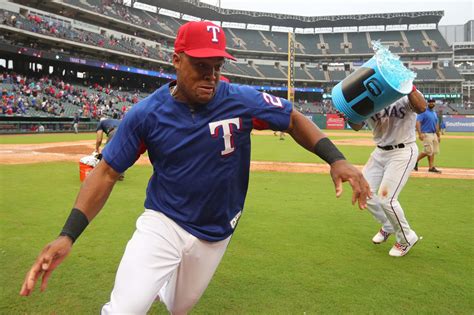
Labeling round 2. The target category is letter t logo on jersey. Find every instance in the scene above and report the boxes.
[209,118,241,156]
[206,25,220,43]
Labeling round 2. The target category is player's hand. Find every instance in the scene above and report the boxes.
[418,134,424,141]
[329,160,371,209]
[20,236,73,296]
[437,135,441,143]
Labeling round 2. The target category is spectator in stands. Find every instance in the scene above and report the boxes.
[414,99,441,173]
[38,124,45,133]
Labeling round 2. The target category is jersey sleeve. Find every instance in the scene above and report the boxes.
[101,103,148,173]
[234,85,292,131]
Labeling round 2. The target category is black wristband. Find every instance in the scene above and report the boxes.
[313,137,346,165]
[59,208,89,243]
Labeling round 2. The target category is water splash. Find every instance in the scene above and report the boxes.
[372,41,416,93]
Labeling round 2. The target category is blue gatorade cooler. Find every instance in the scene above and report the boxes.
[331,55,413,123]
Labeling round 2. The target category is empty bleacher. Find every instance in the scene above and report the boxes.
[404,30,432,52]
[328,70,347,82]
[255,64,285,79]
[230,28,273,52]
[295,67,313,80]
[321,33,345,54]
[346,32,371,54]
[306,67,326,81]
[424,29,450,51]
[295,34,323,55]
[233,63,262,78]
[442,65,464,80]
[265,31,289,54]
[415,69,440,80]
[370,31,403,53]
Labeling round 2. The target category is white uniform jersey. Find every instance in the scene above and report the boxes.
[366,95,417,146]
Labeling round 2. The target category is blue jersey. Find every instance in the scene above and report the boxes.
[417,108,438,133]
[96,119,121,135]
[102,82,292,241]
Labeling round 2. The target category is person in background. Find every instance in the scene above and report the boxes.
[94,117,121,154]
[414,99,441,173]
[72,113,79,134]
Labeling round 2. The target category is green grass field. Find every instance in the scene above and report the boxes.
[1,132,473,314]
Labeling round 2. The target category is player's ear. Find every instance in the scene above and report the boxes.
[172,53,182,70]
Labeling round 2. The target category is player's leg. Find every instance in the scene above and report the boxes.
[363,150,394,237]
[159,234,231,315]
[422,133,434,168]
[428,135,441,172]
[377,144,418,249]
[102,210,186,314]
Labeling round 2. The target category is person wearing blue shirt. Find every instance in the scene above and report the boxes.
[94,118,121,154]
[20,21,370,314]
[415,99,441,173]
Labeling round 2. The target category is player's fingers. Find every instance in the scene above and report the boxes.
[357,177,370,209]
[20,279,30,296]
[40,270,53,292]
[357,189,367,209]
[344,177,358,205]
[334,177,343,198]
[21,262,43,295]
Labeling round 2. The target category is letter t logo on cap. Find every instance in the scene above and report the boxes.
[207,25,220,43]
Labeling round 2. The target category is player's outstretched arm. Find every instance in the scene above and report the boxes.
[20,159,122,296]
[329,159,369,209]
[20,236,73,296]
[286,109,370,209]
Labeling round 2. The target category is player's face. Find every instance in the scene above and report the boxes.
[173,53,224,106]
[428,102,435,109]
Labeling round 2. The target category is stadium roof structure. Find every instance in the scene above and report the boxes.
[140,0,444,28]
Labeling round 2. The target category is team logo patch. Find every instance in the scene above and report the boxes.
[209,118,242,156]
[206,25,220,43]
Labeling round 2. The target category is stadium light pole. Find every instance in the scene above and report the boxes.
[287,32,295,108]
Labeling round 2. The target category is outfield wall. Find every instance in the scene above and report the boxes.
[0,116,98,133]
[307,114,474,132]
[0,114,473,134]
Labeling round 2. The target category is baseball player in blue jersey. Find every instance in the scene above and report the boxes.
[20,21,370,314]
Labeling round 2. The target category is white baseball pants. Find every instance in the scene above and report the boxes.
[102,209,231,315]
[363,143,418,245]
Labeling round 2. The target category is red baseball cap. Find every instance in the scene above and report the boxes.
[174,21,236,61]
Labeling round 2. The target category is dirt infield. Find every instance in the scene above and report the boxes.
[1,140,472,179]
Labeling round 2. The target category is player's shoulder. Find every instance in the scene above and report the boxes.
[221,82,260,100]
[128,85,170,115]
